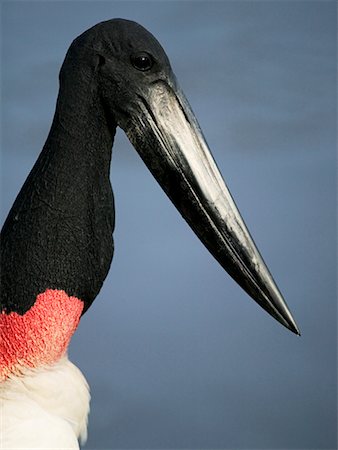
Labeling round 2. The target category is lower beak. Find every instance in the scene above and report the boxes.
[121,80,300,335]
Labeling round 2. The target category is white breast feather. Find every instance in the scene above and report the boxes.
[0,356,90,449]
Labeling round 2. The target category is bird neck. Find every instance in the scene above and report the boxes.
[46,69,116,178]
[0,67,118,380]
[1,70,117,316]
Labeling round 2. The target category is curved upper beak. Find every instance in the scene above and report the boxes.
[120,77,300,335]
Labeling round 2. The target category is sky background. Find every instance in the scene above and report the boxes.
[1,1,337,449]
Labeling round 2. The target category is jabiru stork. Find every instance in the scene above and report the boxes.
[0,19,300,449]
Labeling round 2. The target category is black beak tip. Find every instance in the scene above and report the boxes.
[291,323,301,336]
[283,316,301,336]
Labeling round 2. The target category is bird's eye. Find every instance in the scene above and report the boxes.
[131,52,153,71]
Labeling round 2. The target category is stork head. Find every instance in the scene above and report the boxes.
[60,19,299,334]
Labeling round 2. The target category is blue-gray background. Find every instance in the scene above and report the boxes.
[1,1,337,449]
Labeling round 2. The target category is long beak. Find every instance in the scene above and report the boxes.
[121,79,300,335]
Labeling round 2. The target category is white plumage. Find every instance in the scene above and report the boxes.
[0,357,89,449]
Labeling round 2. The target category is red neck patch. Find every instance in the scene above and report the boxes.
[0,289,83,381]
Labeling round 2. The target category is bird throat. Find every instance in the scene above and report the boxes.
[0,289,83,381]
